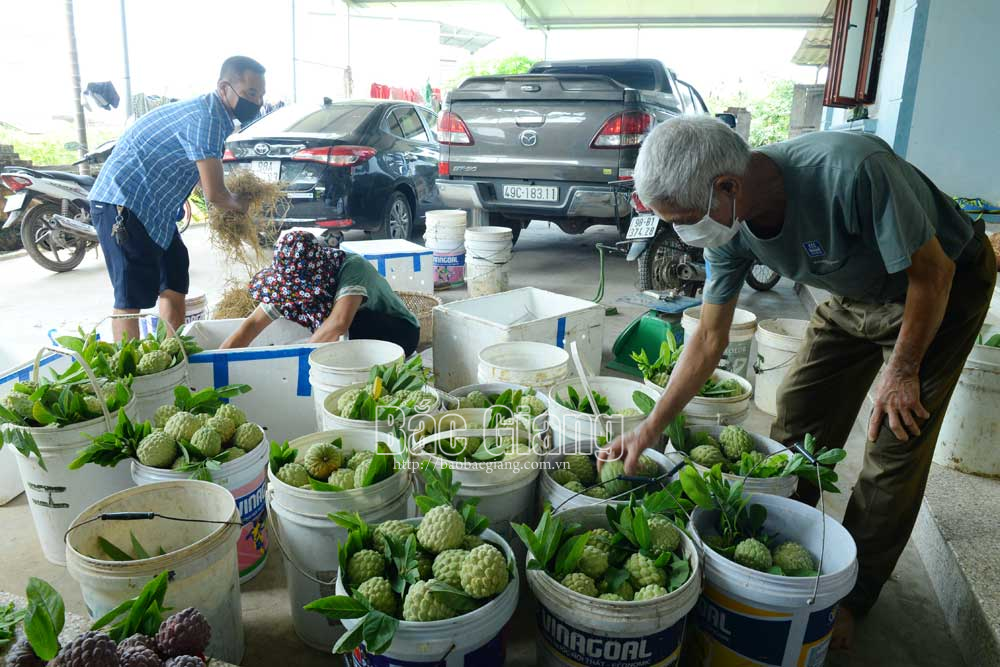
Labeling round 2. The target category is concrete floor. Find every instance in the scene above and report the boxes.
[0,222,967,666]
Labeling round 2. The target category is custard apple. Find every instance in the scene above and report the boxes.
[634,584,668,601]
[49,631,117,667]
[11,381,37,395]
[1,393,34,420]
[772,541,816,573]
[417,505,465,553]
[327,468,355,490]
[416,552,434,580]
[734,538,772,572]
[195,413,210,427]
[690,444,726,468]
[550,468,580,486]
[346,450,374,470]
[304,442,342,479]
[118,645,163,667]
[137,350,172,376]
[648,515,681,556]
[587,529,613,554]
[563,481,586,494]
[347,549,385,585]
[636,455,660,478]
[233,422,264,451]
[461,534,485,550]
[460,544,508,598]
[117,634,157,656]
[577,545,609,579]
[561,572,598,597]
[171,457,188,471]
[277,463,310,487]
[691,432,721,449]
[626,553,666,588]
[463,390,490,409]
[373,520,416,555]
[155,608,211,658]
[599,578,634,601]
[204,415,235,443]
[82,395,104,416]
[137,431,178,468]
[719,426,755,460]
[517,395,546,417]
[598,460,631,497]
[563,454,596,485]
[164,412,200,442]
[402,579,456,622]
[153,404,180,429]
[598,593,625,602]
[432,549,468,587]
[189,427,222,458]
[357,576,398,616]
[337,388,362,415]
[160,337,182,358]
[163,658,203,667]
[214,403,246,427]
[584,486,609,499]
[353,458,378,488]
[220,447,245,463]
[4,639,45,667]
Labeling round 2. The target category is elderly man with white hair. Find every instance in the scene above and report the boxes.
[603,116,994,646]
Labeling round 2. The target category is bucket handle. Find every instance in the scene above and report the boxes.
[32,345,115,432]
[264,489,340,588]
[65,511,242,545]
[752,355,794,375]
[95,313,189,366]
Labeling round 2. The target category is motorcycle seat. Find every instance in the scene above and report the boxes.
[36,170,96,188]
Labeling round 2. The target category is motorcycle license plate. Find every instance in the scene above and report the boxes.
[3,192,26,213]
[250,160,281,182]
[626,214,659,240]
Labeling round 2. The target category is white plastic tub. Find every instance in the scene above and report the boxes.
[648,369,752,426]
[139,289,209,336]
[687,494,858,667]
[0,446,23,506]
[336,522,519,665]
[935,339,1000,476]
[477,341,569,390]
[465,225,514,297]
[753,319,809,416]
[547,376,660,449]
[132,441,270,582]
[682,306,758,379]
[665,425,797,498]
[321,382,441,434]
[65,481,244,664]
[530,504,701,667]
[267,429,409,651]
[308,340,405,429]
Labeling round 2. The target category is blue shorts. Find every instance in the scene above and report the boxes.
[92,201,189,310]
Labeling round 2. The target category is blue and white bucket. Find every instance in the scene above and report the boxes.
[425,210,467,287]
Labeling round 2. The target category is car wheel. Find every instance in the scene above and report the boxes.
[375,191,413,240]
[487,212,522,247]
[20,202,88,272]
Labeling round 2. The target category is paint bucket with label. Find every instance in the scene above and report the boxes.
[686,493,858,666]
[527,504,702,666]
[425,210,467,287]
[682,307,758,379]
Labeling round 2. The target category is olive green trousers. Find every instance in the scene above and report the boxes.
[770,232,996,615]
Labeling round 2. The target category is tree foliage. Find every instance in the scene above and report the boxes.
[708,79,795,148]
[452,55,535,87]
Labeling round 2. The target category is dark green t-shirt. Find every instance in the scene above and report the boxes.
[704,131,975,304]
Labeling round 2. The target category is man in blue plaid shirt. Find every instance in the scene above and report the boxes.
[91,56,266,341]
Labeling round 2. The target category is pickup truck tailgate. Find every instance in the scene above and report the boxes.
[446,74,628,182]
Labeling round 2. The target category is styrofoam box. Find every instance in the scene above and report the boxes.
[185,318,312,350]
[432,287,605,391]
[341,239,434,295]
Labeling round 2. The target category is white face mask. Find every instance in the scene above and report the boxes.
[673,187,743,248]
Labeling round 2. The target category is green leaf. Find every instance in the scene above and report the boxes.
[90,599,135,632]
[23,600,59,660]
[362,611,399,654]
[425,581,481,613]
[26,578,65,635]
[747,504,768,536]
[0,428,46,471]
[554,533,589,579]
[309,478,341,492]
[668,556,691,591]
[512,522,544,567]
[679,465,713,509]
[332,618,367,654]
[98,537,134,561]
[303,595,369,619]
[130,532,150,560]
[632,391,656,415]
[632,510,651,551]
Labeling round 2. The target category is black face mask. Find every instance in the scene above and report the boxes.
[225,84,261,124]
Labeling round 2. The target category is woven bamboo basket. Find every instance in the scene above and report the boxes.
[398,291,443,349]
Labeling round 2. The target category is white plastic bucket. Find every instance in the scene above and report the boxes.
[665,425,797,498]
[267,429,409,651]
[321,382,441,434]
[753,319,809,416]
[65,481,244,664]
[477,341,570,390]
[431,247,466,287]
[466,257,510,297]
[337,522,519,665]
[655,369,753,426]
[448,382,551,431]
[131,360,188,423]
[466,226,513,298]
[139,289,209,336]
[935,341,1000,476]
[529,504,702,667]
[131,440,270,583]
[0,445,23,505]
[426,210,468,287]
[687,493,858,667]
[308,340,405,429]
[682,307,758,379]
[547,377,661,449]
[538,443,681,514]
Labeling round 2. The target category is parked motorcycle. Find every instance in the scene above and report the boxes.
[0,141,192,273]
[613,180,781,296]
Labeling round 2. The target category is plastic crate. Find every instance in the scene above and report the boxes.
[341,239,434,295]
[432,287,605,391]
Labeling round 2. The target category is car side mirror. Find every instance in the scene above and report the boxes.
[715,113,737,129]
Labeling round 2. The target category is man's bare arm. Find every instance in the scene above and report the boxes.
[196,157,248,212]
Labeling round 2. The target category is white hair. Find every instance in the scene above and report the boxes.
[634,115,751,210]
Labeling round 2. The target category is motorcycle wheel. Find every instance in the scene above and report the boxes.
[746,261,781,291]
[20,202,88,272]
[638,228,687,293]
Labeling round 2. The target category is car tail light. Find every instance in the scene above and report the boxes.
[631,191,651,213]
[437,112,474,145]
[591,111,654,148]
[292,146,376,166]
[316,219,353,228]
[0,174,32,192]
[222,149,236,162]
[438,161,450,176]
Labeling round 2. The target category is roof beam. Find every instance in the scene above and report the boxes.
[527,15,833,30]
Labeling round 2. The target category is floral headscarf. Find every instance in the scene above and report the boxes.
[248,231,347,331]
